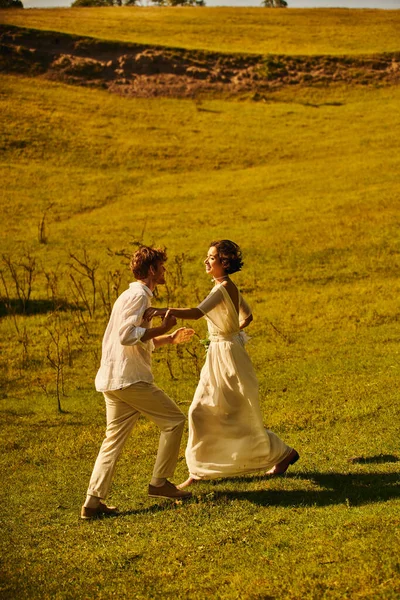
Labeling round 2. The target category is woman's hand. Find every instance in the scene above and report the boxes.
[143,307,168,321]
[170,327,195,345]
[239,314,253,330]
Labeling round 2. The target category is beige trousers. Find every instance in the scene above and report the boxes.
[87,382,185,499]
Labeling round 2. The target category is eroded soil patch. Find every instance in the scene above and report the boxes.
[1,24,399,98]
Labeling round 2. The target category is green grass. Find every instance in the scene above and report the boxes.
[1,34,400,600]
[1,7,400,55]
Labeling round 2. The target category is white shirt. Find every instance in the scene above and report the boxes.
[95,282,155,392]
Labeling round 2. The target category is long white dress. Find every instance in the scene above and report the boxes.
[186,283,292,480]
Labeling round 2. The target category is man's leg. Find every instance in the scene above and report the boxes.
[85,390,140,504]
[115,382,185,482]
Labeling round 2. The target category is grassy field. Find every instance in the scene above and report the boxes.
[1,72,399,599]
[1,7,400,599]
[1,7,400,55]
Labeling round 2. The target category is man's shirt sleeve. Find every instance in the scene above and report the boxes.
[118,294,148,346]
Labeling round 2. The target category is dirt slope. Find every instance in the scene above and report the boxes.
[1,24,399,98]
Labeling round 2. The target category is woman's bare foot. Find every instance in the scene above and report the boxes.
[266,449,300,477]
[177,477,199,489]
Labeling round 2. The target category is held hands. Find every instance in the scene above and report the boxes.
[143,307,168,322]
[170,327,195,345]
[142,307,195,343]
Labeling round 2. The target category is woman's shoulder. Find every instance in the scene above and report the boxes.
[220,279,237,290]
[209,284,222,295]
[220,280,239,296]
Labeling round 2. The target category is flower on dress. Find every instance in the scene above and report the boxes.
[199,334,210,354]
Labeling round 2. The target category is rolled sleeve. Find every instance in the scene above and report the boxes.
[119,325,147,346]
[118,295,148,346]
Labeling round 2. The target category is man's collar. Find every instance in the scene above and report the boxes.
[130,281,153,297]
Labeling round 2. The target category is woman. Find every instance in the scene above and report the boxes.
[146,240,299,488]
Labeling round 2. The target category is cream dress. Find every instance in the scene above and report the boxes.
[186,283,292,480]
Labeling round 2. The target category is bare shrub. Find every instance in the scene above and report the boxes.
[1,252,37,314]
[99,270,122,317]
[45,316,69,412]
[69,250,99,318]
[38,203,54,245]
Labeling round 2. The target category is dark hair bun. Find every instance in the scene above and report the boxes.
[209,240,243,274]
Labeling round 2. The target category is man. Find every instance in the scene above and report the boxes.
[81,246,195,519]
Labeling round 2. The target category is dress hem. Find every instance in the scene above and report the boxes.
[188,448,293,481]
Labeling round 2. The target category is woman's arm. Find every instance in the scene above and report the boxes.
[143,306,203,321]
[168,307,203,320]
[144,288,224,322]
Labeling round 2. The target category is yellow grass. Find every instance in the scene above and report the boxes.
[1,7,400,55]
[1,6,400,597]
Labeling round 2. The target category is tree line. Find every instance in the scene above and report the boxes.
[1,0,288,9]
[71,0,287,5]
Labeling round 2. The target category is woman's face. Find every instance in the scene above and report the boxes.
[204,246,225,279]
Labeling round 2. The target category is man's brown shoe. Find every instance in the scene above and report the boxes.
[148,480,192,500]
[80,502,118,520]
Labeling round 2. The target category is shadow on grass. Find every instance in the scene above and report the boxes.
[113,501,182,518]
[348,454,399,464]
[302,101,344,108]
[0,410,84,426]
[0,298,77,317]
[196,107,223,114]
[211,470,400,508]
[111,470,400,517]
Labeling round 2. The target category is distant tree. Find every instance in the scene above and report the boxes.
[262,0,287,6]
[72,0,112,5]
[0,0,24,7]
[166,0,205,4]
[152,0,205,4]
[71,0,205,5]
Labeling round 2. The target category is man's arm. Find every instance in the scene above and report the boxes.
[140,311,177,343]
[119,295,155,346]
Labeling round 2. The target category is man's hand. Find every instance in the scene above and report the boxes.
[170,327,195,345]
[162,310,177,332]
[143,307,168,322]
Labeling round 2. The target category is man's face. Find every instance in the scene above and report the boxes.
[153,261,166,285]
